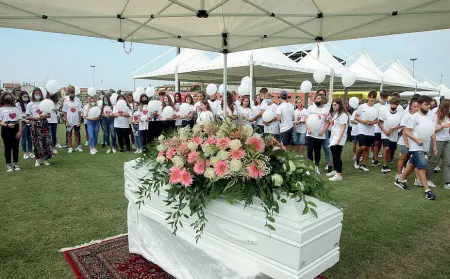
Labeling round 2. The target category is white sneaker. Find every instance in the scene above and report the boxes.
[52,149,58,154]
[106,148,111,154]
[112,148,117,154]
[427,180,437,188]
[329,175,342,181]
[90,149,96,155]
[29,153,35,159]
[444,183,450,190]
[13,163,20,171]
[354,160,360,169]
[315,166,321,175]
[56,143,62,148]
[132,144,136,150]
[85,141,88,146]
[42,160,50,166]
[395,174,407,183]
[359,165,369,171]
[434,166,441,172]
[68,148,73,154]
[23,153,29,159]
[414,178,423,187]
[326,170,337,177]
[94,148,98,153]
[76,147,83,152]
[378,153,383,158]
[324,165,329,171]
[6,164,13,172]
[35,159,41,167]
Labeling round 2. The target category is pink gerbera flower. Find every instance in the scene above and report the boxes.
[158,150,165,157]
[230,149,246,159]
[166,148,176,160]
[187,151,200,163]
[177,142,189,155]
[179,168,193,187]
[205,136,216,144]
[191,137,203,145]
[214,161,229,177]
[193,160,207,175]
[169,166,181,184]
[247,161,265,179]
[216,137,231,150]
[245,136,265,152]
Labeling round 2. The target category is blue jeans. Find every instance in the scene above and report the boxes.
[322,131,331,164]
[293,132,306,145]
[133,124,142,149]
[50,123,58,147]
[410,151,427,169]
[86,120,100,148]
[101,118,116,147]
[21,124,33,152]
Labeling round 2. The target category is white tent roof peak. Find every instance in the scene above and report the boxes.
[1,1,450,52]
[298,43,352,76]
[384,59,418,86]
[348,50,385,82]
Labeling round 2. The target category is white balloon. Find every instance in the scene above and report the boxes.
[206,84,218,96]
[415,120,435,140]
[238,83,250,95]
[116,99,127,111]
[110,93,118,105]
[162,106,174,118]
[218,84,226,94]
[145,87,155,97]
[313,70,326,84]
[45,80,59,94]
[342,72,356,87]
[39,99,54,114]
[364,106,378,121]
[87,87,96,97]
[385,115,401,129]
[179,103,191,115]
[136,86,145,95]
[75,86,81,96]
[39,87,48,96]
[306,114,321,131]
[89,106,101,118]
[97,100,103,107]
[444,90,450,100]
[241,76,251,85]
[349,97,359,109]
[148,100,161,112]
[133,91,141,102]
[262,110,275,122]
[300,80,312,93]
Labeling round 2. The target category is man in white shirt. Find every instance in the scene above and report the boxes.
[260,92,280,140]
[378,96,402,173]
[372,90,390,166]
[354,90,378,171]
[395,96,436,200]
[276,91,294,150]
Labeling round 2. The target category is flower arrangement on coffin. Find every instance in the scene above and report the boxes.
[135,120,331,242]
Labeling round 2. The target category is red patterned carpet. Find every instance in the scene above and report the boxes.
[62,235,327,279]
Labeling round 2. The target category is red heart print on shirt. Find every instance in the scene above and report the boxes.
[9,113,17,120]
[36,109,42,115]
[134,115,139,121]
[70,107,76,113]
[143,109,148,115]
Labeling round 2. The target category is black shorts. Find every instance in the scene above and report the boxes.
[67,125,81,132]
[358,134,375,147]
[279,128,293,146]
[382,139,397,150]
[375,133,382,141]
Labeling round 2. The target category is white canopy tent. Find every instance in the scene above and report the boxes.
[2,0,450,112]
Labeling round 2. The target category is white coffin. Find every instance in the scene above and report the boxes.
[125,160,343,279]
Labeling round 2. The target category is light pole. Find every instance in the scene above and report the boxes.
[440,74,443,84]
[90,65,95,87]
[410,58,417,78]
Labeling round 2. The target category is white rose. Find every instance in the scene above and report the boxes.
[158,135,165,141]
[229,159,242,172]
[288,160,296,172]
[193,125,202,133]
[210,156,220,166]
[156,145,165,152]
[202,144,215,157]
[204,168,216,179]
[171,156,184,168]
[229,139,242,150]
[244,125,254,138]
[179,134,188,141]
[271,174,283,186]
[156,155,166,164]
[217,150,229,161]
[187,141,199,151]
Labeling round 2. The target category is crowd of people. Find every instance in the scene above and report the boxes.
[1,86,449,200]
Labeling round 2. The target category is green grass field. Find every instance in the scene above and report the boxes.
[0,124,449,279]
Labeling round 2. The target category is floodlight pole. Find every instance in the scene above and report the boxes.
[90,65,95,87]
[410,58,417,78]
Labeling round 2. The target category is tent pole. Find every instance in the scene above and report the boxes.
[176,47,181,92]
[133,78,136,91]
[250,52,254,105]
[343,87,348,107]
[379,78,383,91]
[223,52,228,118]
[329,68,335,103]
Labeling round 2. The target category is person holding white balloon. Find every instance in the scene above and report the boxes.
[159,95,176,120]
[354,90,378,172]
[47,92,60,154]
[180,94,195,127]
[196,99,214,126]
[395,96,436,200]
[100,95,117,154]
[113,95,132,152]
[348,98,360,160]
[83,96,101,155]
[126,93,136,149]
[16,91,34,159]
[276,91,294,150]
[131,104,143,154]
[26,87,54,166]
[63,86,82,149]
[259,92,280,140]
[315,90,333,173]
[378,97,402,173]
[238,96,253,127]
[327,99,348,181]
[62,87,83,154]
[292,99,307,156]
[0,91,23,172]
[249,95,264,133]
[371,90,390,167]
[136,94,151,152]
[217,92,239,122]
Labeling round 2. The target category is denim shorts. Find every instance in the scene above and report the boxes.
[351,135,358,143]
[410,151,426,169]
[399,145,409,154]
[293,132,306,145]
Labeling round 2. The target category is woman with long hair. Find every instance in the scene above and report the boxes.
[196,99,214,126]
[83,96,101,155]
[126,93,136,149]
[217,91,238,121]
[113,95,131,152]
[16,91,33,159]
[159,95,175,120]
[327,98,348,181]
[136,94,150,152]
[239,96,253,126]
[181,94,195,127]
[0,92,23,171]
[426,99,450,189]
[63,86,83,154]
[250,95,264,133]
[47,91,60,154]
[293,98,307,156]
[26,87,54,166]
[100,94,116,154]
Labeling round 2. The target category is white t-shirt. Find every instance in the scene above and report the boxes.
[48,102,59,124]
[356,103,377,136]
[26,102,45,119]
[260,101,279,134]
[293,108,307,134]
[305,105,328,139]
[62,101,82,126]
[379,109,402,142]
[197,111,214,125]
[15,102,27,118]
[63,96,82,107]
[435,115,450,142]
[329,112,348,146]
[397,111,413,146]
[276,102,294,133]
[217,105,238,120]
[407,113,434,152]
[102,105,113,117]
[0,106,22,122]
[113,105,131,128]
[137,107,150,131]
[350,111,358,136]
[239,107,253,126]
[252,105,263,126]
